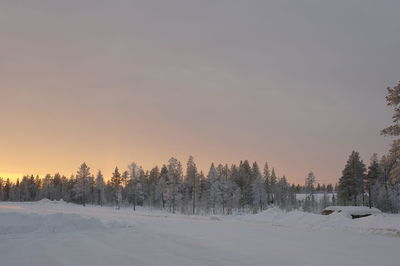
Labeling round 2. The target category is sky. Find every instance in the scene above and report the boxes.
[1,0,399,184]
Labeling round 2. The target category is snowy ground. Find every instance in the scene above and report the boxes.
[0,200,399,266]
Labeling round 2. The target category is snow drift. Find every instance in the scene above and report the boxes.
[230,207,400,237]
[0,212,105,235]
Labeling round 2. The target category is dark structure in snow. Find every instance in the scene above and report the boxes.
[321,206,382,219]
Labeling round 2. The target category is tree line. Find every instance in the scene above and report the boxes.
[0,158,335,214]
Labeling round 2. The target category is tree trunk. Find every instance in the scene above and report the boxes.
[192,178,196,215]
[368,186,372,208]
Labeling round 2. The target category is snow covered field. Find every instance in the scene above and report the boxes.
[1,200,399,266]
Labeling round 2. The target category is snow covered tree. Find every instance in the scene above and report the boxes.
[0,178,3,201]
[365,154,380,208]
[156,165,169,209]
[234,160,253,209]
[275,176,291,210]
[147,166,159,207]
[42,174,53,200]
[218,164,236,214]
[208,163,220,214]
[338,151,366,206]
[127,162,143,211]
[270,168,277,204]
[110,167,123,209]
[95,170,106,206]
[381,81,400,137]
[52,173,62,200]
[73,163,92,206]
[263,162,272,205]
[185,156,198,214]
[167,157,183,213]
[305,171,316,197]
[252,162,266,212]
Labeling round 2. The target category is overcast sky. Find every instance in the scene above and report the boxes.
[1,0,399,184]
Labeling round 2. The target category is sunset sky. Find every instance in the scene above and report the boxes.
[1,1,399,184]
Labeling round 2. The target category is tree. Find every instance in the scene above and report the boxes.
[156,165,169,209]
[380,81,400,211]
[252,162,266,212]
[365,154,380,208]
[264,162,271,205]
[381,81,400,137]
[42,174,53,200]
[218,164,233,215]
[234,160,252,209]
[148,166,160,207]
[128,162,143,211]
[95,170,106,206]
[110,167,123,209]
[270,168,277,204]
[338,151,366,206]
[52,173,62,200]
[208,163,220,214]
[167,158,183,213]
[73,163,91,206]
[186,156,198,214]
[305,171,316,197]
[275,176,290,210]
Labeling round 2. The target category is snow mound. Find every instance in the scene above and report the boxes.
[323,206,382,217]
[239,207,352,228]
[229,207,400,237]
[0,212,105,235]
[36,198,68,205]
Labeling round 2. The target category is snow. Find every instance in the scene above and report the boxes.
[0,212,105,235]
[323,206,382,216]
[0,201,399,266]
[228,207,400,237]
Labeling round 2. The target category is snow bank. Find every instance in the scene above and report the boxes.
[323,206,382,218]
[229,207,400,237]
[36,198,68,205]
[0,212,105,235]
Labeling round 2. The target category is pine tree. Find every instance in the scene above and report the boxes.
[365,154,380,208]
[156,165,169,209]
[111,167,123,209]
[305,171,316,197]
[276,176,290,210]
[381,81,400,137]
[95,170,106,206]
[270,168,277,204]
[167,157,183,213]
[4,179,11,201]
[252,162,266,212]
[148,166,160,207]
[263,162,271,205]
[128,162,141,211]
[0,177,3,201]
[338,151,366,206]
[73,163,91,206]
[185,156,198,214]
[208,163,220,214]
[218,164,231,215]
